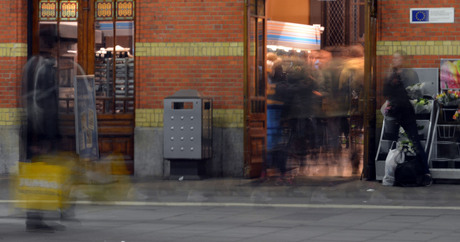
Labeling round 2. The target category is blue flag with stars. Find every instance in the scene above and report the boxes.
[412,10,429,22]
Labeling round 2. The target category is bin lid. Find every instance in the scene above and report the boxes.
[166,89,204,99]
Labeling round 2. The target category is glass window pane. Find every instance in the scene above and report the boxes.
[257,18,265,96]
[39,22,58,57]
[257,0,265,16]
[94,21,114,113]
[114,21,134,113]
[249,0,256,15]
[249,18,256,98]
[58,21,78,113]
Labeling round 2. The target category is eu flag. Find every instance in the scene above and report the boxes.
[412,10,429,22]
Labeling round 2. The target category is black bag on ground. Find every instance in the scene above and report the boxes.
[394,154,424,187]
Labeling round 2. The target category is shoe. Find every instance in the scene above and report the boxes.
[26,223,55,233]
[422,174,433,187]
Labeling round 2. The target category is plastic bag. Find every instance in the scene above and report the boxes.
[382,142,405,186]
[380,100,390,116]
[411,99,432,114]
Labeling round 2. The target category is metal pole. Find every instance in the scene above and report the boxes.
[363,0,377,180]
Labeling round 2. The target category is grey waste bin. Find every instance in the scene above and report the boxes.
[163,90,212,170]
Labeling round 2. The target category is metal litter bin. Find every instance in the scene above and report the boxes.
[163,90,212,179]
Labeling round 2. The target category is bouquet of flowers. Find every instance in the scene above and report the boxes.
[406,82,424,99]
[398,127,417,155]
[453,109,460,121]
[435,90,460,106]
[410,98,432,114]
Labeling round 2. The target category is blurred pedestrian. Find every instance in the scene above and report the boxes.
[263,52,285,179]
[383,50,432,186]
[319,47,347,175]
[339,44,365,175]
[273,57,320,180]
[20,26,63,232]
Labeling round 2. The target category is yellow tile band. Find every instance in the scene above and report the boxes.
[135,108,244,128]
[0,108,25,126]
[0,43,27,57]
[377,41,460,56]
[135,42,244,57]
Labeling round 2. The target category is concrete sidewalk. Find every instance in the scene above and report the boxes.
[125,176,460,207]
[3,174,460,207]
[3,175,460,241]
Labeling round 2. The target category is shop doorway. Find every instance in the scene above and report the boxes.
[259,0,368,179]
[31,0,135,174]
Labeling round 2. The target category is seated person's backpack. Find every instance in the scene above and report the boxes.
[394,154,424,187]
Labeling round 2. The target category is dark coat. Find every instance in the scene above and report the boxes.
[383,69,416,120]
[22,56,60,155]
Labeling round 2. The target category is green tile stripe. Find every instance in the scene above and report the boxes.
[136,108,244,128]
[135,42,244,57]
[0,43,27,57]
[136,109,164,127]
[377,41,460,56]
[213,109,244,128]
[0,108,25,126]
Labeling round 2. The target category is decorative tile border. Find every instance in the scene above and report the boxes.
[377,41,460,56]
[0,108,24,126]
[135,109,164,127]
[135,108,244,128]
[0,43,27,57]
[213,109,244,128]
[135,42,244,57]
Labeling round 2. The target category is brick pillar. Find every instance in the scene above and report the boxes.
[134,0,246,177]
[0,0,28,173]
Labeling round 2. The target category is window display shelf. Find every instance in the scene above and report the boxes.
[428,103,460,179]
[94,56,134,113]
[375,100,436,181]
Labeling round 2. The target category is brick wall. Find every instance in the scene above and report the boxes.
[135,0,245,128]
[0,0,27,110]
[0,0,27,174]
[376,1,460,105]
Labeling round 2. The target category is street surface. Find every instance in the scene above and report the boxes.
[2,176,460,241]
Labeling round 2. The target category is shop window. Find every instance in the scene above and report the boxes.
[249,0,265,17]
[94,0,135,114]
[38,0,79,114]
[324,0,366,47]
[248,1,266,114]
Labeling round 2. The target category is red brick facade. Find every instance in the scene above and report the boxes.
[0,0,27,108]
[376,0,460,105]
[135,0,245,110]
[379,0,459,42]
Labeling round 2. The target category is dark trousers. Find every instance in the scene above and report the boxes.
[384,116,430,174]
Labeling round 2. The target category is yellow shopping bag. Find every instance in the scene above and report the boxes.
[15,153,75,211]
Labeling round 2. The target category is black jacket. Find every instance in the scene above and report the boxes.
[383,69,415,120]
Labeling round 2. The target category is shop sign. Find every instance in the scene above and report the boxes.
[39,0,57,21]
[117,0,135,20]
[96,0,114,20]
[410,8,454,24]
[60,0,78,21]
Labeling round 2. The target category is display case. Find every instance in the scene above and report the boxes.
[427,59,460,179]
[94,52,134,113]
[428,101,460,179]
[375,68,438,180]
[375,103,436,180]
